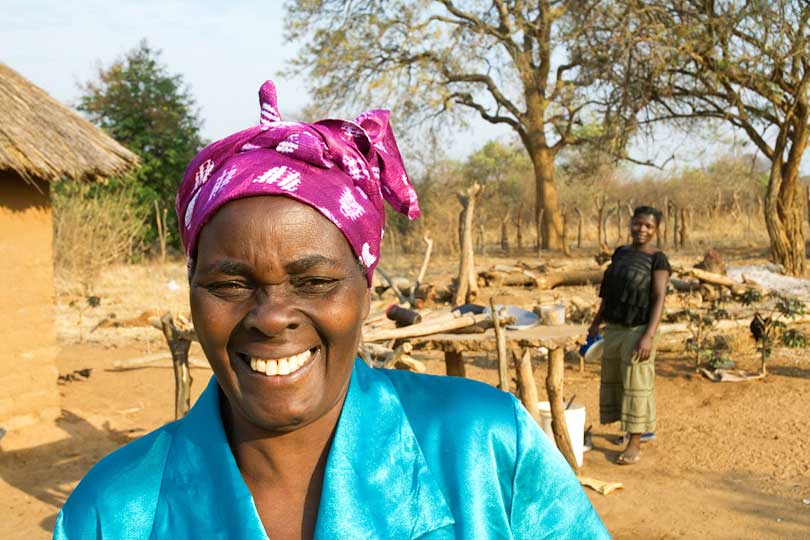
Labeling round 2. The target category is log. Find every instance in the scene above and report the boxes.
[536,269,603,289]
[491,299,510,392]
[513,349,540,423]
[678,267,739,289]
[364,313,489,342]
[160,312,193,419]
[546,347,579,474]
[670,277,702,292]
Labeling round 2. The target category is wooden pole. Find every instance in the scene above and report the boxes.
[410,232,433,306]
[454,183,481,306]
[562,206,571,257]
[160,312,193,419]
[512,349,540,422]
[546,347,579,474]
[490,298,510,392]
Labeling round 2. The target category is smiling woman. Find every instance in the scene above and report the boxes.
[53,81,610,540]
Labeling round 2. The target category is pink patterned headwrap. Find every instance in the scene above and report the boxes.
[176,81,420,284]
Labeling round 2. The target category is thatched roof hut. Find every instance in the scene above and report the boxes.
[0,64,139,431]
[0,62,138,182]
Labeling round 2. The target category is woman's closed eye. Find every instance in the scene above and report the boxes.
[204,280,254,300]
[290,276,339,294]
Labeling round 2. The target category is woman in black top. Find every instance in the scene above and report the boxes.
[588,206,670,465]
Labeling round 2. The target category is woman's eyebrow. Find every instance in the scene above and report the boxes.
[285,254,339,273]
[200,260,252,276]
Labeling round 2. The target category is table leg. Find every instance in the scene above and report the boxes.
[546,347,579,474]
[444,350,466,378]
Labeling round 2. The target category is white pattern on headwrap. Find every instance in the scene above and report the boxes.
[208,166,238,202]
[339,186,365,220]
[253,166,302,192]
[360,242,377,268]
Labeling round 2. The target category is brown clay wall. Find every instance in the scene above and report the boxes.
[0,172,60,429]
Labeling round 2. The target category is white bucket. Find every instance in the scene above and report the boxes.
[537,401,586,467]
[539,304,565,325]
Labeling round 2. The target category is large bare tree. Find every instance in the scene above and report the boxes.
[285,1,632,250]
[602,0,810,274]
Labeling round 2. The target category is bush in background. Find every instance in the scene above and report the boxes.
[52,180,147,295]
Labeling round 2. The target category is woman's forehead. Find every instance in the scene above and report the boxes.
[197,196,356,266]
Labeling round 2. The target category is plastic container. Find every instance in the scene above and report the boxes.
[538,304,566,325]
[537,401,586,467]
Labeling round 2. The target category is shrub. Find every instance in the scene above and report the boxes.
[52,181,148,294]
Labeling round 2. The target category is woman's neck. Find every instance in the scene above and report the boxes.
[222,394,343,489]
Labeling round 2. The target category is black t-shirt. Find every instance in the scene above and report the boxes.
[599,246,671,327]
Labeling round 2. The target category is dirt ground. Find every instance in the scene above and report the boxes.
[2,252,810,540]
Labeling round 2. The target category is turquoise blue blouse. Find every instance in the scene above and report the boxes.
[54,359,610,539]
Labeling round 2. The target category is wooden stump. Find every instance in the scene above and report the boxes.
[160,312,193,419]
[444,350,466,378]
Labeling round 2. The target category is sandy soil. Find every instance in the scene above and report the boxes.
[2,255,810,539]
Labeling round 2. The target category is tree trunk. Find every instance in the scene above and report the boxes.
[530,147,563,250]
[616,203,622,244]
[595,195,606,250]
[679,207,688,248]
[501,209,511,255]
[661,196,669,248]
[574,207,583,248]
[765,162,806,275]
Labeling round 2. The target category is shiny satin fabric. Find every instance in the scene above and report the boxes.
[54,360,610,539]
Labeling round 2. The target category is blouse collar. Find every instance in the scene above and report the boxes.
[164,359,454,539]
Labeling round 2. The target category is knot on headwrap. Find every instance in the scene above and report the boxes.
[176,80,420,284]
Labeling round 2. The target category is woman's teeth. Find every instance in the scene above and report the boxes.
[248,349,313,376]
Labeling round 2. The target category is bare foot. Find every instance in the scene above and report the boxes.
[617,433,642,465]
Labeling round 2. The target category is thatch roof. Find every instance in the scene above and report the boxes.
[0,63,139,183]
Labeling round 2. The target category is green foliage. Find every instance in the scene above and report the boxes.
[782,329,808,348]
[77,40,204,250]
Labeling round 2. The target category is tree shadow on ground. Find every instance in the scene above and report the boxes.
[0,410,141,533]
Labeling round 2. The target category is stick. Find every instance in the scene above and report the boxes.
[112,353,209,369]
[490,298,510,392]
[376,267,408,305]
[410,232,433,305]
[364,313,489,342]
[546,347,579,474]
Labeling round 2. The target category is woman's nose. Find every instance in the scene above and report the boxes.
[243,286,301,335]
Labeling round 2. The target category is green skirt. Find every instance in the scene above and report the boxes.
[599,323,657,433]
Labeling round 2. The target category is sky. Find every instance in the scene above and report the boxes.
[5,0,802,176]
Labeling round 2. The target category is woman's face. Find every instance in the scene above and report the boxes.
[190,196,370,433]
[630,213,658,246]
